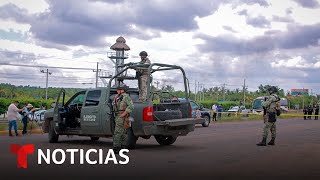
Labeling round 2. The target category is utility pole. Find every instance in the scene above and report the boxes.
[194,80,197,101]
[40,69,52,100]
[198,82,200,101]
[154,81,160,90]
[96,62,98,88]
[302,87,305,108]
[93,62,101,88]
[202,84,205,101]
[243,79,246,106]
[222,83,226,101]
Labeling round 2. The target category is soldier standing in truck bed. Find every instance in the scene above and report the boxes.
[137,51,151,102]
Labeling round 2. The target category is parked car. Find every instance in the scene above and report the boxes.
[33,110,46,122]
[189,100,211,127]
[17,109,46,122]
[227,106,249,117]
[176,98,210,127]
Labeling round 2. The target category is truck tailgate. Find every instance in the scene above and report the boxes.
[153,118,205,126]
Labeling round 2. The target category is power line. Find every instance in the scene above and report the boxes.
[0,73,96,80]
[0,63,99,71]
[0,80,95,85]
[0,49,106,64]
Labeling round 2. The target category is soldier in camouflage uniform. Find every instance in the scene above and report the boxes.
[112,84,134,153]
[137,51,151,101]
[257,86,280,146]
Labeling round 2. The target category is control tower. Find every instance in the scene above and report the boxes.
[108,36,130,86]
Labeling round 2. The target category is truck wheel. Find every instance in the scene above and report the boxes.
[49,121,59,143]
[154,135,177,145]
[90,137,99,141]
[202,115,210,127]
[127,127,138,149]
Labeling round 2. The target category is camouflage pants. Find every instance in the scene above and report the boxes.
[263,114,268,123]
[113,116,127,148]
[262,122,276,139]
[139,75,148,101]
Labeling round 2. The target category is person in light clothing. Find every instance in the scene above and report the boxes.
[7,101,24,137]
[211,104,217,121]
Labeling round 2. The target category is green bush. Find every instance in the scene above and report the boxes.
[0,97,54,114]
[197,100,246,111]
[0,98,11,114]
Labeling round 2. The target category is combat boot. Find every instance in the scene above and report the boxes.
[268,137,275,145]
[256,137,267,146]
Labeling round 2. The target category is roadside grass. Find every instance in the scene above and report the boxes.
[215,114,262,123]
[0,121,40,131]
[214,111,304,123]
[0,123,6,131]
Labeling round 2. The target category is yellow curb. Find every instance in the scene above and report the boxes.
[0,129,43,135]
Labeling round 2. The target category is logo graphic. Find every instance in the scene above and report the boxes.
[10,144,35,168]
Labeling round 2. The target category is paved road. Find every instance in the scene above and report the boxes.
[1,118,320,180]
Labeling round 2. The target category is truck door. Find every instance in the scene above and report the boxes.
[53,89,65,131]
[81,90,103,134]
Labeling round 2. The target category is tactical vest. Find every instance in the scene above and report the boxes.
[137,58,150,75]
[268,94,280,113]
[114,94,128,114]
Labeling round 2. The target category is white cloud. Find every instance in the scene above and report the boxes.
[0,0,48,13]
[1,0,320,93]
[271,56,315,69]
[196,4,266,38]
[0,19,30,32]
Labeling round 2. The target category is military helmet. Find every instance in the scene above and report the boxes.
[139,51,148,57]
[116,84,128,91]
[267,86,278,94]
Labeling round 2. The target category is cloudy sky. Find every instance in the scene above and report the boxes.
[0,0,320,94]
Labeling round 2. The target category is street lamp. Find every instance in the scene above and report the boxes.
[40,69,52,100]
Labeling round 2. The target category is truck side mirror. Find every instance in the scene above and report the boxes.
[199,105,204,110]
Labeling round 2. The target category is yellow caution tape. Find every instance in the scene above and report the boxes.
[210,111,319,117]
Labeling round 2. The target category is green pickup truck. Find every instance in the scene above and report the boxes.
[43,63,204,148]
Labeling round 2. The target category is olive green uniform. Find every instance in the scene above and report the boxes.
[113,93,134,149]
[261,93,279,139]
[137,57,151,101]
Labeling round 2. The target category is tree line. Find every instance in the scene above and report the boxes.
[0,83,318,115]
[0,83,82,114]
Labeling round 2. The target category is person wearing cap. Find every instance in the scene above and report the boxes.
[7,101,24,137]
[112,84,134,154]
[257,86,280,146]
[137,51,151,101]
[21,103,36,135]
